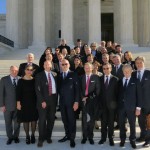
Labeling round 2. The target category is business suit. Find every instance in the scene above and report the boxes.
[118,77,142,142]
[100,75,118,140]
[111,64,124,80]
[18,62,39,77]
[35,71,57,141]
[80,74,100,140]
[58,71,79,140]
[132,70,150,139]
[0,76,20,140]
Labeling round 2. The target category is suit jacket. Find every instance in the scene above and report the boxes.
[132,70,150,113]
[35,71,58,108]
[118,76,142,111]
[58,71,79,106]
[0,75,19,111]
[80,74,100,101]
[18,62,39,77]
[100,75,118,110]
[111,64,124,80]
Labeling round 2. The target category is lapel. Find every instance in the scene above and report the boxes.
[43,71,48,84]
[8,76,14,88]
[82,74,86,91]
[141,70,147,84]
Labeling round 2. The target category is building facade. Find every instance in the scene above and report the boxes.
[1,0,150,49]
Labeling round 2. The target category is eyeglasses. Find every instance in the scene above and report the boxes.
[26,69,33,71]
[62,63,68,66]
[103,68,109,70]
[91,46,96,47]
[55,50,59,51]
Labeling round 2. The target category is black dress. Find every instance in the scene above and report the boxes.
[17,78,38,122]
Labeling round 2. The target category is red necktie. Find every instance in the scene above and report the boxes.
[85,76,90,96]
[48,73,52,95]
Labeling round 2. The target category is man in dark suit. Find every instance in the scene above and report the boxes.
[58,39,71,54]
[132,56,150,147]
[0,66,20,145]
[118,64,142,149]
[35,60,58,147]
[18,53,39,77]
[111,54,124,130]
[99,63,118,146]
[58,59,79,148]
[80,62,100,145]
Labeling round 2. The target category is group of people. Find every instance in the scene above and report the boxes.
[0,39,150,149]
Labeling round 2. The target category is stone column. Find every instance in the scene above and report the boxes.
[6,0,19,48]
[114,0,134,46]
[29,0,46,50]
[137,0,150,46]
[88,0,101,44]
[61,0,73,46]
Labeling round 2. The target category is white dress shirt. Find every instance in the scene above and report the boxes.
[122,77,131,86]
[137,68,145,80]
[104,74,111,84]
[10,75,18,85]
[45,71,56,94]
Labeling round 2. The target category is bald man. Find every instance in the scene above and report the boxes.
[58,59,79,148]
[0,66,20,145]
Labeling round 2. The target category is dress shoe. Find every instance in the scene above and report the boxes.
[26,136,30,144]
[70,140,75,148]
[109,139,115,146]
[37,141,43,147]
[6,138,13,145]
[98,139,106,144]
[136,137,145,142]
[130,141,136,149]
[81,138,87,144]
[143,142,150,147]
[120,141,125,147]
[47,138,52,144]
[114,124,119,130]
[58,136,69,142]
[89,139,94,145]
[14,137,20,143]
[31,134,35,144]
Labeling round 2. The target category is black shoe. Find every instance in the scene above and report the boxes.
[120,141,125,147]
[114,125,119,130]
[37,140,43,147]
[47,139,52,144]
[109,139,114,146]
[14,137,20,143]
[81,138,87,144]
[26,136,30,144]
[6,138,13,145]
[143,142,150,147]
[136,137,145,142]
[89,139,94,145]
[98,139,106,144]
[58,136,69,142]
[70,140,75,148]
[130,141,136,149]
[31,135,35,144]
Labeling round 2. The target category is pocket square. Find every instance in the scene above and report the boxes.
[131,83,135,85]
[69,78,72,79]
[144,78,148,80]
[91,81,95,83]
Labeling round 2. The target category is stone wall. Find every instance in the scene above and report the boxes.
[0,15,6,37]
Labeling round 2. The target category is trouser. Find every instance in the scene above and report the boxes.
[4,110,20,139]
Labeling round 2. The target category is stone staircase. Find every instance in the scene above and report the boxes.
[0,60,141,139]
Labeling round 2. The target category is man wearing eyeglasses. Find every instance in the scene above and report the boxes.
[58,59,79,148]
[99,63,118,146]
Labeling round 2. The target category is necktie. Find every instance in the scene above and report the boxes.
[124,79,128,90]
[85,76,90,96]
[116,66,118,73]
[13,78,17,88]
[48,73,52,96]
[63,72,67,79]
[138,71,141,81]
[105,76,109,89]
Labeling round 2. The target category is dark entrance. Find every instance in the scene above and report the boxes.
[101,13,114,42]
